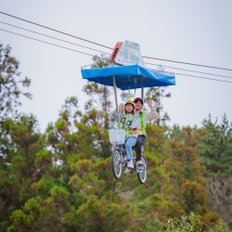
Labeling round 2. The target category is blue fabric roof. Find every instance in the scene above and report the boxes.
[81,64,175,90]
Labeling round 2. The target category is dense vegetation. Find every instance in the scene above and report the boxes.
[0,44,232,231]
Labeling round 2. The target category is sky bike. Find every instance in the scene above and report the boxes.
[109,128,147,184]
[81,41,175,183]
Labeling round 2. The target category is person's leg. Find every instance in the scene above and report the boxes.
[135,135,146,160]
[125,137,137,172]
[125,137,137,161]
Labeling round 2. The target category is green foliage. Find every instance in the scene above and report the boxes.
[198,116,232,223]
[199,115,232,177]
[163,126,208,216]
[145,87,171,125]
[144,218,164,232]
[91,54,109,68]
[31,177,54,194]
[2,108,231,231]
[166,214,232,232]
[166,213,204,232]
[0,44,31,121]
[82,55,112,129]
[1,48,231,231]
[209,220,232,232]
[0,114,43,227]
[9,209,34,231]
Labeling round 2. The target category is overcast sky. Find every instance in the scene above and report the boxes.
[1,0,232,131]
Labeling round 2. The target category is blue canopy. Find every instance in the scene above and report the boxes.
[81,64,175,90]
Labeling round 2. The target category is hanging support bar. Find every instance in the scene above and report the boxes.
[113,76,120,127]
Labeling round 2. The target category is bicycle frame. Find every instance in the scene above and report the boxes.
[111,143,147,184]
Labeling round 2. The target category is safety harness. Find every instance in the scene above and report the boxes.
[120,114,133,130]
[120,112,146,135]
[139,112,146,135]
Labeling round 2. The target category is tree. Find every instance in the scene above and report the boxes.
[199,114,232,178]
[199,114,232,224]
[0,44,31,121]
[145,87,171,126]
[0,114,45,230]
[163,127,209,216]
[166,213,231,232]
[82,55,112,129]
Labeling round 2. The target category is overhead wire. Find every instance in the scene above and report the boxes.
[162,71,232,84]
[145,62,232,80]
[143,55,232,72]
[1,12,232,84]
[145,67,232,84]
[1,11,232,72]
[113,59,232,83]
[0,20,111,55]
[1,11,232,73]
[0,11,112,50]
[0,28,94,57]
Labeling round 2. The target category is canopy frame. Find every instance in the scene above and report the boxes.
[113,76,120,126]
[81,64,175,128]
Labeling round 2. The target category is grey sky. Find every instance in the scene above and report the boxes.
[1,0,232,131]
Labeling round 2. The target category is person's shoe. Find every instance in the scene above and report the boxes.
[136,160,143,167]
[127,160,134,169]
[124,167,132,175]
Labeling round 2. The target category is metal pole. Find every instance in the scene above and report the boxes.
[113,76,120,127]
[128,75,131,99]
[141,78,144,100]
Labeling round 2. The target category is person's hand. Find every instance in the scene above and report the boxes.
[119,103,124,112]
[146,99,154,108]
[129,126,136,130]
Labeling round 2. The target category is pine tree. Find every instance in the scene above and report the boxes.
[82,55,112,129]
[0,44,31,122]
[145,87,171,126]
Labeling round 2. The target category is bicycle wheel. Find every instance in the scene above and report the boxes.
[136,155,147,184]
[112,148,123,179]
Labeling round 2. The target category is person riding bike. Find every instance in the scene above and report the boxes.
[119,100,140,174]
[133,97,158,163]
